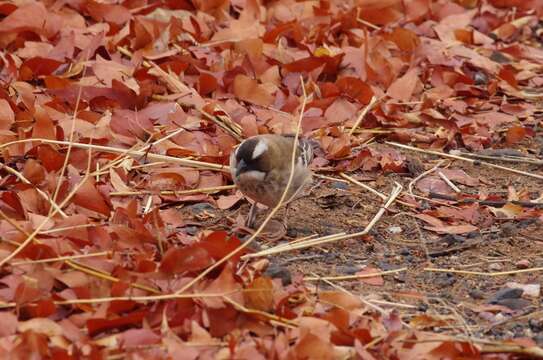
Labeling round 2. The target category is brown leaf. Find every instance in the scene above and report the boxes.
[0,312,18,337]
[387,68,420,101]
[233,74,274,107]
[356,266,384,286]
[424,224,478,234]
[216,193,243,210]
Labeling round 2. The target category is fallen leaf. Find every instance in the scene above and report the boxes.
[356,266,384,286]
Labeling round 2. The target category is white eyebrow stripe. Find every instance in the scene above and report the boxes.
[252,140,268,159]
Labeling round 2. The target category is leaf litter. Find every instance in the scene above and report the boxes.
[0,0,543,358]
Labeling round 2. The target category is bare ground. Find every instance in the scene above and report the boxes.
[180,144,543,345]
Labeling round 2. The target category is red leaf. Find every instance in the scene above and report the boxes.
[20,57,63,80]
[21,299,56,318]
[198,73,218,96]
[87,310,147,337]
[1,191,25,219]
[73,178,111,216]
[200,231,245,261]
[159,245,213,274]
[32,107,56,140]
[37,145,65,172]
[336,77,373,104]
[283,54,343,75]
[20,243,57,260]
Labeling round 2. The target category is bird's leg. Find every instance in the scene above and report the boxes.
[246,202,258,228]
[282,203,290,230]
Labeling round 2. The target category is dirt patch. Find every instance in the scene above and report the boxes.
[181,145,543,344]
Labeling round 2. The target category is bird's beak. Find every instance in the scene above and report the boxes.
[236,159,248,177]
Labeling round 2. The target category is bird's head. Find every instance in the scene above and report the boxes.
[232,137,272,179]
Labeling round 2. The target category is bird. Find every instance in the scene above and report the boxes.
[230,134,315,228]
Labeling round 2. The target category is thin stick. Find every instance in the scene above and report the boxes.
[174,76,309,295]
[39,223,94,234]
[339,172,386,200]
[12,251,110,266]
[304,267,407,281]
[312,273,389,317]
[387,142,543,180]
[0,138,226,171]
[438,171,461,193]
[0,290,242,309]
[48,49,89,219]
[110,185,235,196]
[452,151,543,165]
[314,174,349,183]
[0,210,25,247]
[222,297,297,328]
[65,260,160,294]
[424,267,543,277]
[348,96,380,136]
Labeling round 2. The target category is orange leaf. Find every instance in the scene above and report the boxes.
[159,245,213,274]
[385,28,420,52]
[244,276,274,312]
[336,77,373,104]
[198,73,218,96]
[233,74,274,107]
[505,125,526,145]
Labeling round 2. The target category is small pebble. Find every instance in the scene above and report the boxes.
[488,288,523,304]
[186,203,215,214]
[469,289,485,300]
[336,265,359,275]
[387,226,402,234]
[489,263,503,271]
[265,264,292,286]
[535,334,543,347]
[529,318,543,332]
[516,259,530,269]
[331,181,349,190]
[182,226,199,236]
